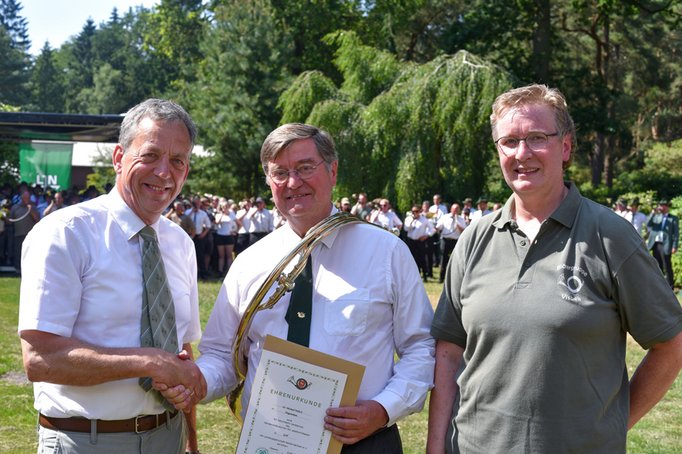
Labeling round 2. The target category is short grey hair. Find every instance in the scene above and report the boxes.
[260,123,337,174]
[119,98,197,152]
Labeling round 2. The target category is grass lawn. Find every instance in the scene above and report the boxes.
[1,275,680,453]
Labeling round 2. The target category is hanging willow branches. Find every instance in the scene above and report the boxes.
[278,30,514,212]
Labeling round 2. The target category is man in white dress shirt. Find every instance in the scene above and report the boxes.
[18,99,205,454]
[624,197,647,236]
[165,123,435,453]
[369,198,403,234]
[235,198,252,255]
[436,202,467,283]
[405,205,436,281]
[247,196,274,245]
[187,195,212,279]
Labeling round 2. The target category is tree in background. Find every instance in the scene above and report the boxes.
[440,0,681,193]
[279,31,513,213]
[0,0,29,50]
[29,42,65,112]
[142,0,206,89]
[181,0,292,199]
[0,101,19,186]
[59,19,96,112]
[270,0,362,83]
[0,0,30,105]
[361,0,466,63]
[0,0,679,206]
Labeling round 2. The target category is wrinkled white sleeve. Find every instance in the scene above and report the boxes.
[372,240,435,425]
[18,218,85,336]
[196,275,241,403]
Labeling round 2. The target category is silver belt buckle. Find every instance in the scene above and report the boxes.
[134,415,157,434]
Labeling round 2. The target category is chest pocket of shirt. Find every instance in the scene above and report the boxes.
[323,288,370,336]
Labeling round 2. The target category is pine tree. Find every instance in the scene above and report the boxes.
[0,0,30,105]
[183,0,292,197]
[29,42,65,112]
[0,0,30,51]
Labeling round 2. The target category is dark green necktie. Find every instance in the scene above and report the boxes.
[138,226,178,411]
[286,258,313,347]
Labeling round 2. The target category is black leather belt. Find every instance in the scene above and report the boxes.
[39,411,178,434]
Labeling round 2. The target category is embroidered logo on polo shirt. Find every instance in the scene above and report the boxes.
[556,264,587,303]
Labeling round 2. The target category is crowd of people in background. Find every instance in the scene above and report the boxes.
[0,181,109,274]
[161,191,502,282]
[0,178,498,282]
[613,196,679,288]
[0,180,676,287]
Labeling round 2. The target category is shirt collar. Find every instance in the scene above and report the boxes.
[280,204,344,251]
[492,182,580,231]
[107,188,160,240]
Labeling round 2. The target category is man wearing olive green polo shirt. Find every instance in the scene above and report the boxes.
[427,84,682,454]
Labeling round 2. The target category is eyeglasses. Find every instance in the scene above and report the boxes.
[495,132,559,156]
[268,160,326,185]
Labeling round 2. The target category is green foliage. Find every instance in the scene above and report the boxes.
[142,0,205,87]
[306,98,366,198]
[0,24,28,106]
[0,0,30,106]
[278,70,340,124]
[325,30,404,105]
[5,0,680,203]
[0,97,19,185]
[270,0,362,82]
[0,142,19,186]
[76,63,127,114]
[282,34,514,213]
[360,0,467,63]
[181,0,292,198]
[84,146,116,193]
[0,0,30,51]
[616,140,682,201]
[185,153,241,200]
[643,140,682,179]
[577,181,612,207]
[28,43,65,112]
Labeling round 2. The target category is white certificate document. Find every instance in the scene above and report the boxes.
[236,335,365,454]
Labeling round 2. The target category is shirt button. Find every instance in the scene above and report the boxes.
[520,240,527,246]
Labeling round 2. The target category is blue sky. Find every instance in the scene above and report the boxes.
[22,0,158,55]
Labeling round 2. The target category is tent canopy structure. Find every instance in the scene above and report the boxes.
[0,112,123,143]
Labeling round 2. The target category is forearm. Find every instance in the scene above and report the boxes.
[628,332,682,429]
[21,332,156,385]
[20,330,199,388]
[427,340,464,454]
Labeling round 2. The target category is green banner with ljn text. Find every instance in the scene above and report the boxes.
[19,142,72,191]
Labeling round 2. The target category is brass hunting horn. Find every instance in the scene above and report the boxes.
[227,212,378,423]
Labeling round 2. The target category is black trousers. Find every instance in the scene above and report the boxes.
[406,238,429,278]
[431,231,441,266]
[249,231,269,246]
[235,233,250,255]
[193,235,208,277]
[440,237,457,282]
[651,242,674,288]
[341,424,402,454]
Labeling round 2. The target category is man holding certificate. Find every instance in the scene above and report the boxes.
[164,123,435,452]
